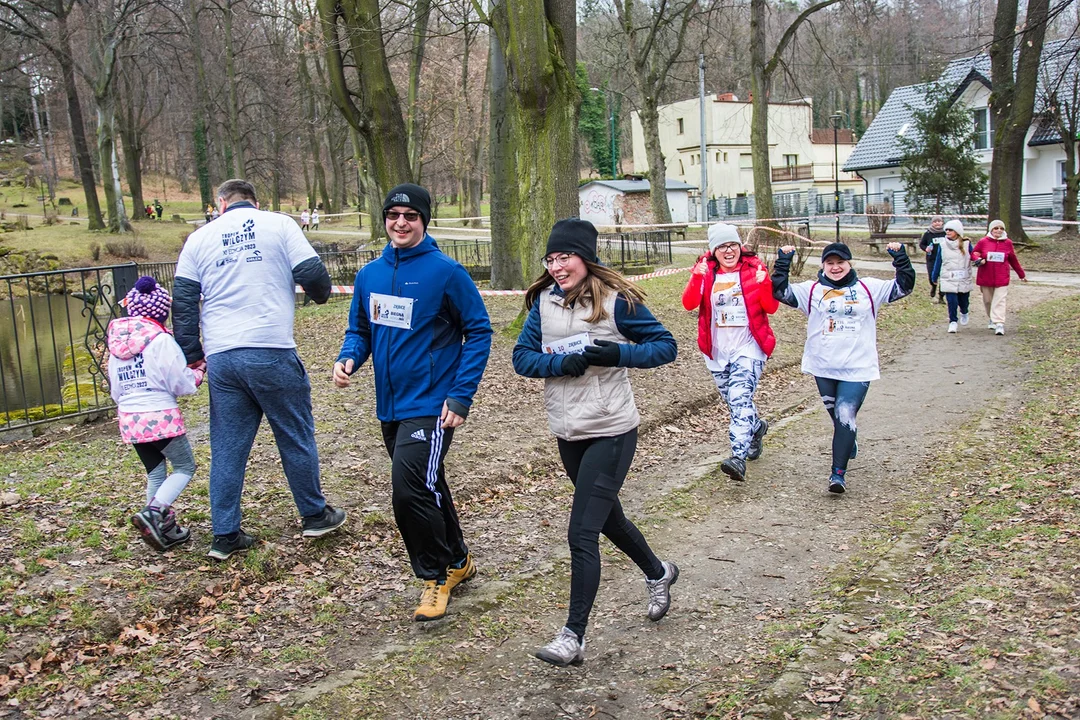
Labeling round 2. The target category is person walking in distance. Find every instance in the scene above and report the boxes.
[681,223,778,482]
[513,218,679,667]
[919,215,946,302]
[772,241,915,493]
[300,208,310,232]
[108,277,204,552]
[932,220,975,334]
[333,183,492,622]
[173,179,344,560]
[972,219,1027,336]
[311,208,320,231]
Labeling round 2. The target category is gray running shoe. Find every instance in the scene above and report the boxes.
[207,530,256,560]
[646,560,679,621]
[720,456,746,482]
[302,505,347,538]
[534,627,585,667]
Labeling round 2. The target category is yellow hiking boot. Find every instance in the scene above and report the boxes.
[413,580,449,622]
[445,553,477,593]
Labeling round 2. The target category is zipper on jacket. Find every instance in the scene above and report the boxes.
[385,248,399,419]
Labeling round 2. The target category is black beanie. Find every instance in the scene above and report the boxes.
[821,242,853,262]
[383,183,431,228]
[546,218,599,263]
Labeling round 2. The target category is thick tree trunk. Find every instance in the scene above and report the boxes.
[223,0,245,177]
[119,100,144,217]
[638,101,672,224]
[186,0,213,205]
[488,0,578,289]
[406,0,431,182]
[317,0,411,198]
[987,0,1049,243]
[56,10,104,229]
[749,0,774,227]
[96,98,130,232]
[29,90,55,200]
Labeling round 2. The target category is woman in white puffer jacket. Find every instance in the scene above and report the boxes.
[932,220,975,333]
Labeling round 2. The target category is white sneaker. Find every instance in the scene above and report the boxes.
[960,313,969,326]
[995,324,1005,335]
[948,322,958,333]
[534,627,585,667]
[988,321,996,330]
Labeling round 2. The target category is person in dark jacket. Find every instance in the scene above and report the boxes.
[333,183,493,623]
[919,216,946,301]
[681,223,779,483]
[513,218,678,668]
[173,179,342,561]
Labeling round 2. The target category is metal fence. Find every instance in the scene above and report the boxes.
[1,263,139,430]
[597,230,673,268]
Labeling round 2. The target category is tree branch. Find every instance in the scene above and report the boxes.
[765,0,844,77]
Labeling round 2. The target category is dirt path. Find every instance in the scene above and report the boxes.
[234,282,1071,720]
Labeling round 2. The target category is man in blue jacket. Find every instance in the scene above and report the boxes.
[333,183,493,621]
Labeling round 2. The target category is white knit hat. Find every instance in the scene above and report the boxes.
[988,219,1006,233]
[943,219,964,235]
[708,223,742,252]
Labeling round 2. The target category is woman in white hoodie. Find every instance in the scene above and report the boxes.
[931,220,975,333]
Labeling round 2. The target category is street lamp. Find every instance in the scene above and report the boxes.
[610,92,617,179]
[830,112,843,243]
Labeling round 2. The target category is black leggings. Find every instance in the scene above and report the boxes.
[557,428,664,638]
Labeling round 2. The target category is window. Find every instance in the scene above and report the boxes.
[679,159,685,175]
[723,151,729,163]
[783,154,798,167]
[677,118,684,134]
[1060,160,1071,186]
[973,108,993,150]
[739,153,753,169]
[690,154,695,166]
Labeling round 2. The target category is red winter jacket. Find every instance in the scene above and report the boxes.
[971,236,1026,287]
[681,252,779,358]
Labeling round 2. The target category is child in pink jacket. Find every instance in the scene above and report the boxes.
[108,277,205,551]
[972,219,1027,336]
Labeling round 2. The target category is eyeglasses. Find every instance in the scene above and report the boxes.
[385,211,421,222]
[542,252,576,269]
[717,243,740,252]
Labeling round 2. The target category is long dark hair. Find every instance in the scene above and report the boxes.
[524,259,647,324]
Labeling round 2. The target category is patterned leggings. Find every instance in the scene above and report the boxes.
[710,356,765,459]
[814,377,870,472]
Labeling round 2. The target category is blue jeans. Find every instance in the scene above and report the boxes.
[944,292,970,323]
[814,377,870,473]
[710,356,765,459]
[207,348,326,536]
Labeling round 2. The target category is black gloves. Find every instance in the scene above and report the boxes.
[777,247,796,261]
[561,353,589,377]
[583,339,621,367]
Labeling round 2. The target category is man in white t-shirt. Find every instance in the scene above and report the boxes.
[173,179,345,560]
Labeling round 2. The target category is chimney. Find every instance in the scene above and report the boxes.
[716,92,739,102]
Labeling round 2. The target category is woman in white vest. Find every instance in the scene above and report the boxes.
[512,218,678,667]
[932,220,975,333]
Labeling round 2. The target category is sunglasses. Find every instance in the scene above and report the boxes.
[385,211,421,222]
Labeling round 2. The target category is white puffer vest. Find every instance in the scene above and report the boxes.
[937,238,974,294]
[539,288,640,441]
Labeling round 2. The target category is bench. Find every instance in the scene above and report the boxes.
[867,233,920,254]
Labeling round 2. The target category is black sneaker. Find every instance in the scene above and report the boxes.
[207,530,256,560]
[720,456,746,482]
[828,474,847,494]
[747,418,769,461]
[301,505,347,538]
[131,506,190,552]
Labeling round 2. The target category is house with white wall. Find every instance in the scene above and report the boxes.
[578,178,695,226]
[843,39,1079,217]
[629,93,861,202]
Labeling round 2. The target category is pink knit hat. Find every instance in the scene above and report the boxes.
[124,276,171,323]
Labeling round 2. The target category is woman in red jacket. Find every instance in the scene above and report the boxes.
[682,223,779,482]
[972,219,1027,336]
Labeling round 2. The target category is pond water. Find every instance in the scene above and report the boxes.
[0,293,111,420]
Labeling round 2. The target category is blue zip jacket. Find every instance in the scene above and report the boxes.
[512,289,677,378]
[337,235,493,422]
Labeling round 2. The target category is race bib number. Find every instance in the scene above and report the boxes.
[987,251,1006,263]
[369,292,414,329]
[542,332,590,355]
[826,317,860,335]
[713,279,748,327]
[948,269,969,280]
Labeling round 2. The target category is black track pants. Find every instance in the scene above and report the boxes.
[381,417,467,582]
[557,428,664,637]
